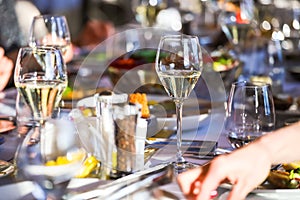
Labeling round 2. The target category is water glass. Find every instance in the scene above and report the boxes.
[225,81,275,149]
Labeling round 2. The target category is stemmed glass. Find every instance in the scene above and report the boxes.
[15,119,86,200]
[225,81,275,149]
[218,0,259,50]
[218,0,260,80]
[155,35,203,171]
[29,15,71,60]
[14,47,68,132]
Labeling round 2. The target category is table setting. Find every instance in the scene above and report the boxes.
[2,1,300,199]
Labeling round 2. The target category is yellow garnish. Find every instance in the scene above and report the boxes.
[76,155,99,178]
[45,149,86,166]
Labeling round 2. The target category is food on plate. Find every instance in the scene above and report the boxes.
[45,149,86,166]
[267,161,300,189]
[129,93,150,118]
[211,51,239,72]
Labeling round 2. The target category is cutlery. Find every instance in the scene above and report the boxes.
[145,138,218,155]
[145,138,217,148]
[68,163,173,200]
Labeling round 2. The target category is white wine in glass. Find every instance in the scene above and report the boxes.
[14,47,67,122]
[155,34,203,172]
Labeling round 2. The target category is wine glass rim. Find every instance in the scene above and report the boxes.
[20,46,62,53]
[33,14,67,20]
[160,34,199,40]
[232,80,271,88]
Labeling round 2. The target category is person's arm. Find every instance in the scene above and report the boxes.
[0,47,13,91]
[177,121,300,200]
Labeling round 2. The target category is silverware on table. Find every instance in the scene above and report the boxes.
[68,163,174,200]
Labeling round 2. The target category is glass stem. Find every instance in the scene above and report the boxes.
[175,100,185,164]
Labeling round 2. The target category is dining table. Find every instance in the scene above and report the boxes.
[1,53,300,200]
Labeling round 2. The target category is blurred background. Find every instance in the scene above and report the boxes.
[3,0,300,100]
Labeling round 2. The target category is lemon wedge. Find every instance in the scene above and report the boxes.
[76,155,100,178]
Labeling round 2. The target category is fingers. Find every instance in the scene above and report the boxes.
[177,167,203,195]
[228,181,253,200]
[196,157,229,200]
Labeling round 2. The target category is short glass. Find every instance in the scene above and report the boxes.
[225,81,275,149]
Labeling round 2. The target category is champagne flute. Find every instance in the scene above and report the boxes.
[29,15,71,59]
[225,81,275,149]
[15,119,86,200]
[14,47,67,127]
[155,34,203,171]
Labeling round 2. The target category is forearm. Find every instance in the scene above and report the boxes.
[256,121,300,165]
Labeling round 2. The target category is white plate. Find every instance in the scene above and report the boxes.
[220,183,300,199]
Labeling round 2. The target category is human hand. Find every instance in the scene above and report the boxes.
[0,47,13,91]
[177,144,273,200]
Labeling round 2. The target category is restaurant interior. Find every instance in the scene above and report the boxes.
[1,0,300,199]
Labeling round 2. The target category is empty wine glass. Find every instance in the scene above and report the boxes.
[29,15,72,61]
[225,81,275,149]
[218,0,260,50]
[155,34,203,172]
[14,47,68,126]
[15,119,86,200]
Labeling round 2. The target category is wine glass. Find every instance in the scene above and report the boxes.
[15,119,86,200]
[14,47,67,126]
[218,0,259,49]
[29,15,72,61]
[131,0,167,27]
[225,81,275,149]
[155,34,203,171]
[218,0,261,81]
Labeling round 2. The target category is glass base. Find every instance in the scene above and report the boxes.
[172,161,198,174]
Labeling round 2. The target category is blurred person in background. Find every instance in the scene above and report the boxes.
[0,47,13,91]
[29,0,134,50]
[0,0,39,89]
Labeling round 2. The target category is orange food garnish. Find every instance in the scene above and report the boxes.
[129,93,150,118]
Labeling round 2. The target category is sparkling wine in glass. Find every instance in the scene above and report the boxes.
[29,15,71,58]
[155,34,203,171]
[14,47,67,124]
[15,119,86,200]
[225,81,275,149]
